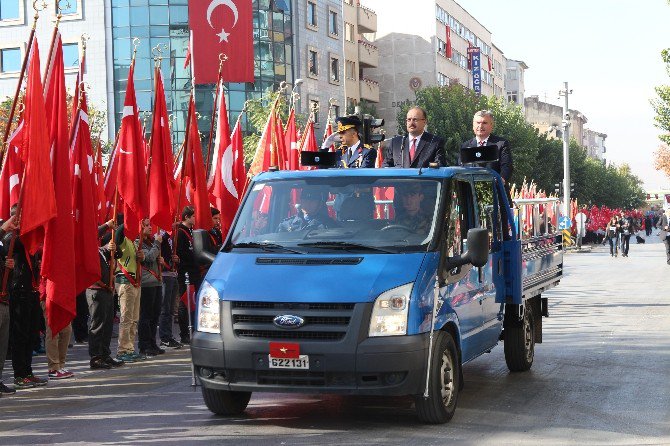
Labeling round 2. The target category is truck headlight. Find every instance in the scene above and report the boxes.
[368,283,413,337]
[197,281,220,333]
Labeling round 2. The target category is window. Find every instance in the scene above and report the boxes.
[446,180,475,260]
[507,91,518,103]
[436,38,446,57]
[332,105,340,118]
[345,60,356,80]
[0,0,19,20]
[329,55,340,84]
[0,47,20,73]
[62,43,79,68]
[344,22,355,42]
[344,0,353,5]
[328,9,338,37]
[507,68,517,80]
[308,48,318,77]
[58,0,77,15]
[306,0,317,29]
[437,72,449,87]
[310,99,319,123]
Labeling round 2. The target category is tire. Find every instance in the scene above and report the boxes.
[415,331,461,424]
[201,387,252,416]
[504,304,535,372]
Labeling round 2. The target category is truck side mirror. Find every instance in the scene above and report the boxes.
[193,229,216,266]
[464,228,489,267]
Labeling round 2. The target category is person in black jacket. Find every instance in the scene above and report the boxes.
[382,106,447,168]
[209,208,223,251]
[175,206,201,344]
[460,110,513,185]
[0,216,18,395]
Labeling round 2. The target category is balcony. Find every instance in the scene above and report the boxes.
[359,78,379,103]
[357,5,377,33]
[358,40,379,68]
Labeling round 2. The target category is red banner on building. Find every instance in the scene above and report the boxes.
[188,0,254,84]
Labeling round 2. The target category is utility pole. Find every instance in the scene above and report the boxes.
[559,82,572,218]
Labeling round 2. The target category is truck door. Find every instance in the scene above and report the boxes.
[443,177,488,361]
[473,176,504,348]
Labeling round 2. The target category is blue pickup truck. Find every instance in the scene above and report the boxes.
[191,164,563,424]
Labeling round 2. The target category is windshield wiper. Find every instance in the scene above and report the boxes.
[230,242,304,254]
[297,241,395,253]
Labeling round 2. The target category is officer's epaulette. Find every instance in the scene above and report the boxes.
[363,143,372,149]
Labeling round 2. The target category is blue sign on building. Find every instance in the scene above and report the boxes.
[468,47,481,95]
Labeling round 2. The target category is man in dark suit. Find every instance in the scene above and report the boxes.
[460,110,513,184]
[321,116,376,168]
[382,106,446,168]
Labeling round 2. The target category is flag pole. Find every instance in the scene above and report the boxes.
[205,54,227,179]
[0,1,45,160]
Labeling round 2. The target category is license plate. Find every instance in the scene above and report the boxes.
[268,355,309,369]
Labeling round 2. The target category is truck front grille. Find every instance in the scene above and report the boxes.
[231,301,355,342]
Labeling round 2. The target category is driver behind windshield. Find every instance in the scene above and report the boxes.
[395,183,431,234]
[277,189,337,232]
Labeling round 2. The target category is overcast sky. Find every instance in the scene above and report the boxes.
[458,0,670,190]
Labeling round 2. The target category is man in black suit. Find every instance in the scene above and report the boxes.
[382,106,446,168]
[460,110,513,184]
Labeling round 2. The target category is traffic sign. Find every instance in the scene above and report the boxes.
[558,216,572,230]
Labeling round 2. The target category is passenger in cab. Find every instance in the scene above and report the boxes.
[277,189,337,232]
[393,183,431,234]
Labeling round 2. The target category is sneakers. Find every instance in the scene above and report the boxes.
[91,357,113,370]
[104,356,125,367]
[27,374,48,386]
[180,337,191,345]
[116,352,137,363]
[48,369,74,380]
[160,338,183,349]
[0,382,16,394]
[14,377,35,388]
[130,352,147,361]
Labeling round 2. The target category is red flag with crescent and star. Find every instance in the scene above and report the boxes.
[188,0,253,84]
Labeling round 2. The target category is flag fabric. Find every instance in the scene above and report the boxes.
[188,0,254,84]
[69,52,86,132]
[487,55,492,71]
[208,79,231,199]
[445,26,453,59]
[116,61,149,241]
[215,114,245,235]
[274,112,287,170]
[299,119,317,170]
[184,96,214,231]
[148,68,176,232]
[184,41,191,68]
[0,120,25,220]
[103,143,119,220]
[247,104,275,178]
[93,141,106,224]
[322,118,335,152]
[43,31,77,335]
[70,82,102,295]
[19,37,57,256]
[285,109,299,170]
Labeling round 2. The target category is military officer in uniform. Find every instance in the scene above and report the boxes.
[393,183,431,235]
[322,116,376,168]
[277,189,337,232]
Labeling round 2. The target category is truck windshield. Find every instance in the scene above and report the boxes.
[228,177,443,253]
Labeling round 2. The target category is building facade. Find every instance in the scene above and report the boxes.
[505,59,528,109]
[524,95,587,147]
[293,0,345,130]
[582,128,607,161]
[362,0,507,134]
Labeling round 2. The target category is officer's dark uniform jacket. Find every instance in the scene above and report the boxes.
[337,141,377,168]
[278,209,337,232]
[90,224,113,290]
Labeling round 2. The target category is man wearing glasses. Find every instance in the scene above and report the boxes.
[382,106,446,168]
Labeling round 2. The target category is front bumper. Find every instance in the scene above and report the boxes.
[191,302,429,396]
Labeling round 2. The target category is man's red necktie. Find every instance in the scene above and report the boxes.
[409,138,417,161]
[479,140,486,146]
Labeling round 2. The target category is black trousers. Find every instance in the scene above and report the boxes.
[9,291,40,378]
[86,288,114,360]
[621,234,631,255]
[138,286,162,351]
[72,292,90,342]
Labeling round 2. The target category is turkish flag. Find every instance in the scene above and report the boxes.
[103,143,120,221]
[298,120,317,170]
[213,114,245,235]
[446,26,453,59]
[20,37,57,256]
[269,342,300,359]
[70,87,102,295]
[93,141,106,224]
[184,95,214,231]
[285,109,299,170]
[0,119,24,220]
[208,79,231,201]
[188,0,254,84]
[43,31,77,335]
[148,68,176,232]
[116,61,149,241]
[247,104,275,178]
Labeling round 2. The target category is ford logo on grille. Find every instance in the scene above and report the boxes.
[273,314,305,329]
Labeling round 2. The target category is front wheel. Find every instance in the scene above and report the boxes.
[415,331,461,424]
[202,387,252,416]
[504,304,535,372]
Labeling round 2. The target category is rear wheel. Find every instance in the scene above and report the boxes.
[415,331,460,424]
[504,304,535,372]
[202,387,252,416]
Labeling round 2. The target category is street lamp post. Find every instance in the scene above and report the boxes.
[559,82,573,218]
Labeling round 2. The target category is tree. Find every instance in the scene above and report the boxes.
[652,48,670,146]
[654,144,670,180]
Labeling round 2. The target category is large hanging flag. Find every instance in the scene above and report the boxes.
[103,143,119,220]
[188,0,254,83]
[148,68,176,232]
[116,62,148,241]
[208,78,231,201]
[69,51,86,132]
[43,31,77,335]
[0,120,25,220]
[445,26,453,59]
[285,108,299,170]
[70,82,101,295]
[183,96,214,230]
[19,37,57,256]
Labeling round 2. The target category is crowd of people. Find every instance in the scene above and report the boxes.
[0,205,223,396]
